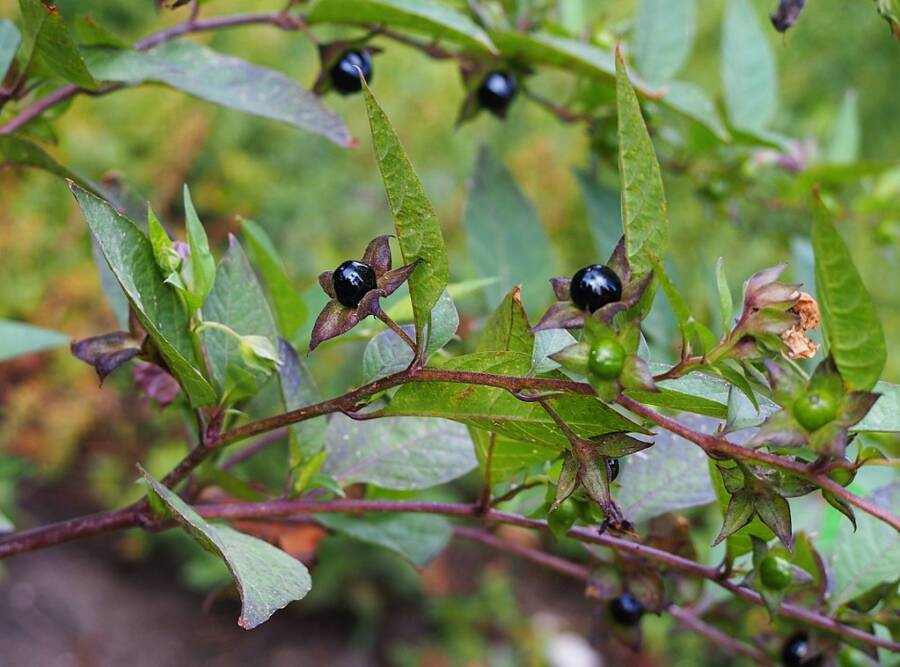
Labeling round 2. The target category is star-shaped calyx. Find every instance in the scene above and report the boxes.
[531,238,653,333]
[310,236,419,352]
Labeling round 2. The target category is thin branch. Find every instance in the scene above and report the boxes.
[374,307,418,355]
[617,394,900,532]
[667,604,768,664]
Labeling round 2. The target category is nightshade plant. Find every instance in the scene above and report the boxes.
[0,0,898,664]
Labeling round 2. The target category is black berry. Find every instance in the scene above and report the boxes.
[570,265,623,313]
[333,260,377,308]
[477,71,518,116]
[609,592,644,626]
[329,50,373,95]
[608,458,620,483]
[781,633,822,667]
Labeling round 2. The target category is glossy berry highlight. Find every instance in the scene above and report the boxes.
[333,260,377,308]
[792,390,837,433]
[588,338,626,380]
[781,633,822,667]
[609,592,644,626]
[477,71,518,116]
[570,264,623,313]
[759,554,792,590]
[330,50,373,95]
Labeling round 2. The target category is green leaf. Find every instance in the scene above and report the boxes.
[140,467,311,628]
[477,286,534,355]
[648,254,696,350]
[615,413,716,523]
[657,81,731,142]
[853,382,899,432]
[721,0,778,132]
[361,78,449,339]
[384,351,646,447]
[241,219,306,341]
[323,415,476,489]
[18,0,98,89]
[828,483,900,609]
[472,430,559,486]
[616,49,669,276]
[384,277,497,324]
[0,19,20,78]
[825,90,860,164]
[633,0,696,84]
[182,186,216,313]
[70,185,215,407]
[308,0,495,52]
[277,338,325,465]
[715,257,734,335]
[812,199,886,391]
[147,207,180,276]
[575,169,622,257]
[201,237,279,402]
[0,135,98,192]
[362,290,458,383]
[317,513,452,567]
[84,41,352,146]
[712,490,755,546]
[753,489,793,549]
[0,319,68,361]
[491,29,616,79]
[532,329,577,375]
[463,148,554,313]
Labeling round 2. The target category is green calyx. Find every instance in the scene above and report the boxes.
[792,390,838,432]
[588,338,626,380]
[759,554,792,590]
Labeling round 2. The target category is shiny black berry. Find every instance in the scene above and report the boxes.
[607,458,620,483]
[477,71,517,116]
[609,592,644,626]
[570,265,623,313]
[333,260,377,308]
[781,633,822,667]
[330,50,373,95]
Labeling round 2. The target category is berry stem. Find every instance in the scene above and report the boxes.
[374,307,419,355]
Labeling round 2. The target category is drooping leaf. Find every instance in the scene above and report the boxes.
[712,490,755,546]
[201,237,279,401]
[463,148,554,313]
[825,90,860,164]
[362,290,458,383]
[633,0,697,84]
[84,41,352,146]
[278,338,325,465]
[0,135,98,192]
[490,30,616,81]
[828,483,900,609]
[384,351,646,447]
[812,199,886,391]
[0,319,68,361]
[615,413,716,523]
[616,49,668,277]
[323,415,477,490]
[0,19,20,78]
[140,468,311,629]
[70,185,215,407]
[18,0,98,89]
[721,0,778,132]
[241,219,306,341]
[317,513,452,567]
[307,0,496,53]
[361,78,449,339]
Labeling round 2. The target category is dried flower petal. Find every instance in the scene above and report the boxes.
[71,331,145,383]
[362,235,393,275]
[318,271,336,299]
[133,362,180,406]
[377,260,420,297]
[531,302,586,332]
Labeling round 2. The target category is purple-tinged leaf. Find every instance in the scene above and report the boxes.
[71,331,143,382]
[132,362,180,406]
[712,490,754,546]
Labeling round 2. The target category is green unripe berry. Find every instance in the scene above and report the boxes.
[759,554,792,590]
[792,390,837,432]
[588,339,626,380]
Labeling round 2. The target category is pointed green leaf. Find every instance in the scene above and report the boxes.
[316,513,452,567]
[0,135,98,192]
[70,185,215,406]
[147,207,181,275]
[307,0,495,52]
[18,0,98,89]
[476,285,534,355]
[361,79,449,339]
[384,351,646,448]
[0,19,20,78]
[616,50,668,276]
[241,219,306,341]
[753,489,793,549]
[658,80,731,142]
[201,237,278,402]
[490,30,617,80]
[715,257,734,335]
[812,199,886,391]
[552,455,579,511]
[277,338,325,466]
[853,382,899,432]
[712,490,755,546]
[0,319,68,361]
[633,0,697,85]
[648,254,696,350]
[182,186,216,313]
[140,467,311,628]
[721,0,777,132]
[463,148,553,313]
[84,41,352,146]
